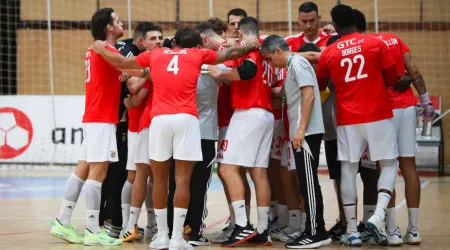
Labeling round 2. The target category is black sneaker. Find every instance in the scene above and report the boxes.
[248,229,272,246]
[221,223,257,247]
[327,220,346,240]
[188,234,210,246]
[285,231,331,249]
[357,222,373,242]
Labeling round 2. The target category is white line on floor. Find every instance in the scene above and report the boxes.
[395,180,431,211]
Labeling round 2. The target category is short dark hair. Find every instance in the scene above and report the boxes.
[196,22,213,34]
[227,8,247,22]
[260,34,290,54]
[331,4,355,29]
[238,16,259,36]
[353,9,367,32]
[206,17,227,35]
[326,35,340,46]
[133,22,155,41]
[173,27,190,47]
[143,25,163,39]
[179,28,202,48]
[298,2,318,14]
[298,43,321,53]
[163,37,173,48]
[91,8,114,40]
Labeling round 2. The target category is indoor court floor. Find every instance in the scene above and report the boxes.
[0,171,449,250]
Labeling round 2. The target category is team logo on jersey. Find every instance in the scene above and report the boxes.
[111,151,117,158]
[0,107,33,159]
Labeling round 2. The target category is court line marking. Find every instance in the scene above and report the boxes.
[395,180,431,211]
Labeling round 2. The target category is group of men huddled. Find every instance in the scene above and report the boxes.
[49,2,429,249]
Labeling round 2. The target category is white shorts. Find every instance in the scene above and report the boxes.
[222,108,274,168]
[337,119,398,163]
[270,119,285,160]
[126,131,139,170]
[360,147,377,170]
[393,106,418,157]
[148,114,202,162]
[135,128,149,165]
[79,123,118,163]
[281,141,296,171]
[216,126,228,163]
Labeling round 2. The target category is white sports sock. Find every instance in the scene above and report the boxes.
[277,204,289,227]
[269,201,278,220]
[288,210,301,229]
[154,208,168,235]
[128,207,141,230]
[257,207,270,233]
[232,200,247,227]
[145,181,156,228]
[301,212,307,231]
[363,205,376,223]
[173,208,188,239]
[85,179,102,233]
[343,205,357,234]
[246,205,251,221]
[228,204,235,227]
[386,208,397,232]
[408,208,419,231]
[374,192,391,221]
[121,181,133,228]
[57,173,84,225]
[121,204,131,228]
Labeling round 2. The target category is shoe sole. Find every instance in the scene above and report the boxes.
[221,232,257,248]
[50,231,82,244]
[83,241,122,246]
[340,241,362,247]
[366,222,388,246]
[188,241,210,246]
[122,233,141,242]
[388,241,404,246]
[285,238,332,249]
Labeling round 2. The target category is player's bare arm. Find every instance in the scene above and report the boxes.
[271,87,282,98]
[92,40,143,70]
[293,52,321,63]
[213,41,259,64]
[126,76,148,94]
[205,59,256,81]
[403,52,427,95]
[123,87,150,109]
[293,86,315,150]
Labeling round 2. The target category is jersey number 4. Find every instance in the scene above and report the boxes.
[85,59,91,83]
[340,54,368,83]
[167,55,179,75]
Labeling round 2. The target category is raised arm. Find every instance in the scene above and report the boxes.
[213,41,259,64]
[403,52,427,96]
[293,52,321,64]
[92,41,143,70]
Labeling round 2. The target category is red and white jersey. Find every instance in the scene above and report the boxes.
[285,29,333,52]
[370,32,416,109]
[128,80,151,132]
[229,41,273,112]
[316,32,396,125]
[82,44,122,123]
[136,47,217,119]
[217,83,233,128]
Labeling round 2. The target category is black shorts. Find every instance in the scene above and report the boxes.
[325,139,341,179]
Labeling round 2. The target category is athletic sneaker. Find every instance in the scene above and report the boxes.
[357,222,373,242]
[83,229,123,246]
[340,232,362,247]
[270,224,287,240]
[212,225,233,243]
[327,220,346,240]
[285,231,331,249]
[278,226,296,239]
[104,224,122,238]
[149,233,170,249]
[387,227,403,246]
[404,229,421,245]
[188,234,210,246]
[145,225,158,239]
[269,216,278,230]
[366,215,388,246]
[121,224,140,242]
[280,229,304,243]
[169,237,194,250]
[248,229,272,246]
[50,218,83,244]
[221,223,257,247]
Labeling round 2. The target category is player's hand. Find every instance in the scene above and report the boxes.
[393,75,412,92]
[92,40,107,53]
[224,38,237,48]
[322,24,336,34]
[293,129,306,151]
[123,94,134,109]
[202,65,221,79]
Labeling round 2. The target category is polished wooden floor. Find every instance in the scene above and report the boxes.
[0,171,449,250]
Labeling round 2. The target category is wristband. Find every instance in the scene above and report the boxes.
[420,92,430,104]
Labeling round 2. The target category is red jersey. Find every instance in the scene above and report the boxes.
[316,32,396,125]
[218,83,233,128]
[272,68,286,120]
[136,47,218,119]
[285,29,333,52]
[370,33,416,109]
[229,41,272,112]
[128,80,151,132]
[82,45,122,123]
[138,81,153,131]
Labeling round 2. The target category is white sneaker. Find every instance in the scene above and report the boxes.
[212,225,233,243]
[404,229,421,245]
[340,231,362,247]
[149,233,170,249]
[145,225,158,239]
[387,227,403,246]
[280,229,303,243]
[366,215,388,246]
[169,237,193,250]
[270,224,287,240]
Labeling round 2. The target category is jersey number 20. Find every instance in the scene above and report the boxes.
[340,54,368,83]
[167,55,179,75]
